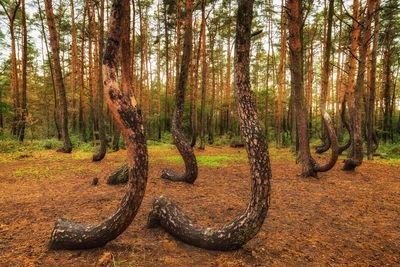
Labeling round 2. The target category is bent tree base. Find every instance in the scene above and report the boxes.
[148,0,271,251]
[49,0,148,250]
[107,161,129,185]
[160,0,197,184]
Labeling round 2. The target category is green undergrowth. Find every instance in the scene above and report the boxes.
[161,154,248,167]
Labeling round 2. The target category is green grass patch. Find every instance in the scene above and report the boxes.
[161,154,247,167]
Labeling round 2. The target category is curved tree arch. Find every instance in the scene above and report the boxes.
[290,0,338,178]
[49,0,148,249]
[160,0,198,183]
[147,0,271,251]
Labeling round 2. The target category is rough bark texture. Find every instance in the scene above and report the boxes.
[148,0,271,251]
[289,0,338,177]
[343,0,376,170]
[160,0,198,184]
[49,0,148,249]
[313,0,339,164]
[44,0,72,153]
[107,160,129,185]
[366,0,379,158]
[18,0,27,141]
[93,0,107,162]
[199,0,207,150]
[338,97,351,155]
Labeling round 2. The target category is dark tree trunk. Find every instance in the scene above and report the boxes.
[37,0,62,140]
[208,25,216,145]
[367,0,380,160]
[112,123,120,151]
[191,22,203,148]
[147,0,271,251]
[164,1,170,133]
[44,0,72,153]
[199,0,207,150]
[78,0,88,142]
[93,0,107,162]
[338,97,351,155]
[160,0,197,183]
[343,0,376,170]
[315,0,337,156]
[18,0,27,142]
[49,0,148,249]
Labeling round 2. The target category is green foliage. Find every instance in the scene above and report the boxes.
[162,154,247,167]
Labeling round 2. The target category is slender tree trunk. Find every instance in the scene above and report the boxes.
[70,0,78,133]
[148,0,271,250]
[225,0,232,133]
[157,1,162,140]
[277,0,286,148]
[199,0,207,150]
[49,0,148,249]
[37,0,61,140]
[367,0,380,159]
[79,1,88,142]
[0,1,21,137]
[93,0,107,161]
[164,1,170,132]
[18,0,27,141]
[44,0,72,153]
[208,19,217,145]
[191,22,203,147]
[160,0,198,183]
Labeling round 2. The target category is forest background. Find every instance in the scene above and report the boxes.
[0,0,399,157]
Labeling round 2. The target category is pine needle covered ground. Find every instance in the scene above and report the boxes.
[0,145,399,266]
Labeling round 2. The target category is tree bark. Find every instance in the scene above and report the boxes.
[367,0,380,159]
[207,17,217,145]
[18,0,28,141]
[78,0,88,142]
[0,0,21,137]
[70,0,78,134]
[44,0,72,153]
[160,0,198,184]
[338,97,351,155]
[107,160,129,185]
[93,0,107,161]
[343,0,376,170]
[148,0,271,251]
[199,0,207,150]
[49,0,148,249]
[289,0,338,177]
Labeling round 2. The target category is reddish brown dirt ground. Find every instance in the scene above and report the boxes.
[0,146,399,266]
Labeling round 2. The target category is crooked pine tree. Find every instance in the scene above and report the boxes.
[49,0,148,249]
[146,0,271,250]
[159,0,198,183]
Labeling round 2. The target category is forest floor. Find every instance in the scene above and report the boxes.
[0,144,400,266]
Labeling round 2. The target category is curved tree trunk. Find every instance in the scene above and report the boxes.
[290,0,338,178]
[147,0,271,251]
[107,160,129,185]
[49,0,148,249]
[343,0,376,170]
[160,0,198,184]
[315,136,330,154]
